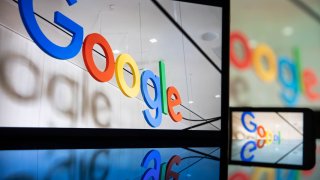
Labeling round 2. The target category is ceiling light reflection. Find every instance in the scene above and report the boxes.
[282,26,294,37]
[113,49,120,54]
[149,38,158,43]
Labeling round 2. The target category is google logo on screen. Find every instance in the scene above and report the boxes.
[240,112,281,161]
[241,112,281,144]
[18,0,183,127]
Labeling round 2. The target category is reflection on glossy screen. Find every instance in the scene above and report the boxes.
[0,147,220,180]
[231,111,303,165]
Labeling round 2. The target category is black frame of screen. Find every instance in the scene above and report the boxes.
[228,107,316,170]
[315,110,320,138]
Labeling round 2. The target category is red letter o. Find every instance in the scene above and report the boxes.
[83,33,115,82]
[230,31,252,69]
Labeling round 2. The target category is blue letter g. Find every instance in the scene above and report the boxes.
[241,111,257,133]
[18,0,83,60]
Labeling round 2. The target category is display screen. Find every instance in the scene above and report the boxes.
[0,147,220,179]
[0,0,224,130]
[231,111,303,165]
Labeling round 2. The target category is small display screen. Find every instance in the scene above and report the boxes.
[231,111,303,165]
[0,147,220,179]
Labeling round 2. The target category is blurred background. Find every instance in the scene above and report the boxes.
[229,0,320,179]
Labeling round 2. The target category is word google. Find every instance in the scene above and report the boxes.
[241,112,281,144]
[240,112,281,161]
[230,31,320,106]
[18,0,183,127]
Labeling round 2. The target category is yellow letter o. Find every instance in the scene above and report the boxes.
[115,54,140,98]
[253,44,277,82]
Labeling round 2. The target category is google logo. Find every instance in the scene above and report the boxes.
[230,31,320,106]
[240,112,281,162]
[18,0,182,127]
[241,112,281,143]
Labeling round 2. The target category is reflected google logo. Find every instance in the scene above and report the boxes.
[18,0,183,127]
[141,150,181,180]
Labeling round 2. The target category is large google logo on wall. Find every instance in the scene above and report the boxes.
[18,0,183,128]
[230,31,319,106]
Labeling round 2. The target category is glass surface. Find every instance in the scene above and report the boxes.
[0,0,223,130]
[231,111,303,165]
[230,0,320,109]
[0,147,220,180]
